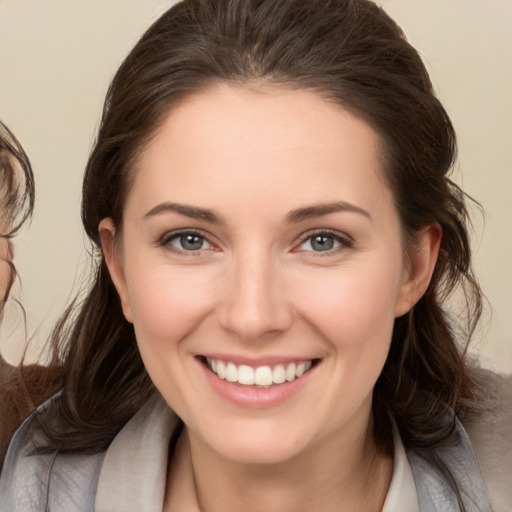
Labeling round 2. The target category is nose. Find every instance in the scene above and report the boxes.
[218,250,293,341]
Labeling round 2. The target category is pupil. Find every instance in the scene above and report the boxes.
[312,235,334,251]
[181,234,203,250]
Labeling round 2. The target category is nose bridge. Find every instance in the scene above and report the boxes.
[219,243,292,340]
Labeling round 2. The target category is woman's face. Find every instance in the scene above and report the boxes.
[102,85,438,464]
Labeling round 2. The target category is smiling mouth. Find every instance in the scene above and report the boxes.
[200,357,318,387]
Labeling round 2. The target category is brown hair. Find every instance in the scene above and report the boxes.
[0,121,35,239]
[0,120,35,303]
[0,120,38,470]
[39,0,481,478]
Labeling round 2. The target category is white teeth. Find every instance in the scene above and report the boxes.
[238,365,255,385]
[216,360,226,379]
[285,363,296,381]
[226,362,238,382]
[254,366,273,386]
[296,362,306,377]
[206,358,314,386]
[272,364,286,384]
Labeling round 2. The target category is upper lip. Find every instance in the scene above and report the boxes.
[199,354,318,367]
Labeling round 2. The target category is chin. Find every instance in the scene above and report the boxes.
[193,418,313,465]
[219,438,306,465]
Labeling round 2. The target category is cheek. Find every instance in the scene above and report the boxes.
[295,263,401,350]
[124,263,220,412]
[127,265,217,345]
[295,265,401,416]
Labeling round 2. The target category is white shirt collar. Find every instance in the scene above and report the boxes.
[382,425,420,512]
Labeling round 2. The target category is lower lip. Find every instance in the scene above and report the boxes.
[199,359,317,409]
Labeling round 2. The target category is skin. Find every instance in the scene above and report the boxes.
[0,236,13,307]
[101,85,440,511]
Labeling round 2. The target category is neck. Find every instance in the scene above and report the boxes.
[165,417,393,512]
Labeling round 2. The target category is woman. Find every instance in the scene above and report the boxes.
[0,120,49,465]
[0,120,34,301]
[0,0,509,510]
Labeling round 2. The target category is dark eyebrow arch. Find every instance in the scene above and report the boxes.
[286,201,372,223]
[143,202,224,224]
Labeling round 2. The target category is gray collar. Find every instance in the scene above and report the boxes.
[407,417,493,512]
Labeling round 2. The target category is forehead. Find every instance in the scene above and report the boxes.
[128,85,392,220]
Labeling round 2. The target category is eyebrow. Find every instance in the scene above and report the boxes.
[143,202,224,224]
[285,201,372,223]
[143,200,371,224]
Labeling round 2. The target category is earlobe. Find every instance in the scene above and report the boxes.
[394,224,442,318]
[99,218,133,323]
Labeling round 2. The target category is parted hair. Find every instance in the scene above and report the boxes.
[39,0,481,480]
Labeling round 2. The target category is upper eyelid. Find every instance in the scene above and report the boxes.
[159,228,217,249]
[160,228,211,241]
[162,229,191,239]
[293,230,354,255]
[297,228,353,244]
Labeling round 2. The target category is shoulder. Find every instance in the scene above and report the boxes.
[0,357,62,471]
[463,367,512,512]
[0,394,106,512]
[0,357,30,470]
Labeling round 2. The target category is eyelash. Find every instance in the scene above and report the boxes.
[158,229,353,256]
[159,229,216,254]
[295,229,354,256]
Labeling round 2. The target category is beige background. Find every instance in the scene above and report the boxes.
[0,0,511,373]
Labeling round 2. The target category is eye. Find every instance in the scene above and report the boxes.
[297,231,352,253]
[162,230,213,252]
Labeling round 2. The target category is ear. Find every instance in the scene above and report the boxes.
[394,224,442,318]
[99,218,133,323]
